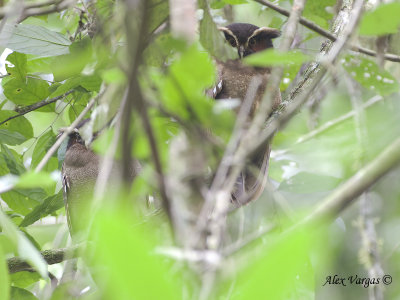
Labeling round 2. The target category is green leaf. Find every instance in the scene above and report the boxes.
[80,74,102,92]
[0,210,47,277]
[0,145,26,175]
[211,0,248,8]
[10,287,38,300]
[158,45,215,121]
[0,111,33,145]
[49,77,81,98]
[0,245,10,300]
[89,205,180,300]
[303,0,336,29]
[0,129,26,146]
[199,0,237,60]
[20,192,64,227]
[31,130,56,168]
[147,0,169,34]
[51,38,93,81]
[5,52,27,81]
[10,271,41,289]
[226,229,314,299]
[101,68,126,84]
[49,74,99,98]
[0,23,71,57]
[1,188,47,216]
[223,0,248,4]
[244,49,311,66]
[16,171,56,189]
[359,2,400,36]
[342,55,399,96]
[3,77,50,106]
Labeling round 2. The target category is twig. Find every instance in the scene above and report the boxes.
[34,89,103,173]
[294,95,383,145]
[7,245,81,274]
[253,0,400,63]
[123,0,173,220]
[0,91,74,126]
[297,136,400,228]
[0,0,73,22]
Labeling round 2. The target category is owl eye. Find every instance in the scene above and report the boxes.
[227,37,236,47]
[248,38,256,47]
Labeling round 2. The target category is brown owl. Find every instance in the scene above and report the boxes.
[209,23,281,205]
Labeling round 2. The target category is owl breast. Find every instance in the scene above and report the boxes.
[215,60,277,114]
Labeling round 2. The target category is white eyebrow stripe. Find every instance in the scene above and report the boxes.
[219,26,239,47]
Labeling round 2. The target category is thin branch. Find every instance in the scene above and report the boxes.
[298,136,400,228]
[0,91,74,126]
[253,0,400,63]
[7,245,81,274]
[0,0,73,22]
[34,89,103,173]
[294,95,383,145]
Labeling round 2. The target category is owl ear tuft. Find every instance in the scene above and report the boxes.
[251,27,281,39]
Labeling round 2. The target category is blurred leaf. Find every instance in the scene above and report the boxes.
[279,172,341,194]
[211,0,248,9]
[49,74,99,98]
[303,0,335,29]
[147,0,169,34]
[0,210,47,277]
[80,74,102,92]
[89,205,180,300]
[158,45,215,121]
[15,171,56,189]
[1,188,47,216]
[5,52,27,81]
[0,24,71,57]
[101,68,126,84]
[0,244,10,300]
[10,271,41,289]
[342,55,399,95]
[0,111,33,146]
[51,38,93,81]
[20,192,64,227]
[49,77,81,98]
[31,130,56,168]
[0,145,26,175]
[244,49,311,66]
[10,287,37,300]
[3,78,50,106]
[226,229,314,299]
[199,0,237,60]
[359,2,400,36]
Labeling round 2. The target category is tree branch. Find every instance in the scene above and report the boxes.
[253,0,400,63]
[0,91,74,126]
[299,136,400,228]
[7,245,81,274]
[0,0,73,22]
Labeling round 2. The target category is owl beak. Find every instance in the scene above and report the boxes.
[238,45,245,59]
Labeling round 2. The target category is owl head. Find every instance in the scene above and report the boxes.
[219,23,281,59]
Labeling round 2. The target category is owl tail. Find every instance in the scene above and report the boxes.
[232,143,271,206]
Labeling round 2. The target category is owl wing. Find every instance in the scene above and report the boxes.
[206,60,224,99]
[61,163,74,234]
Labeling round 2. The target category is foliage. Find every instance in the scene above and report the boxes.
[0,0,400,299]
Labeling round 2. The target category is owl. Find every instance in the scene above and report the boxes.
[61,127,141,237]
[210,23,281,205]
